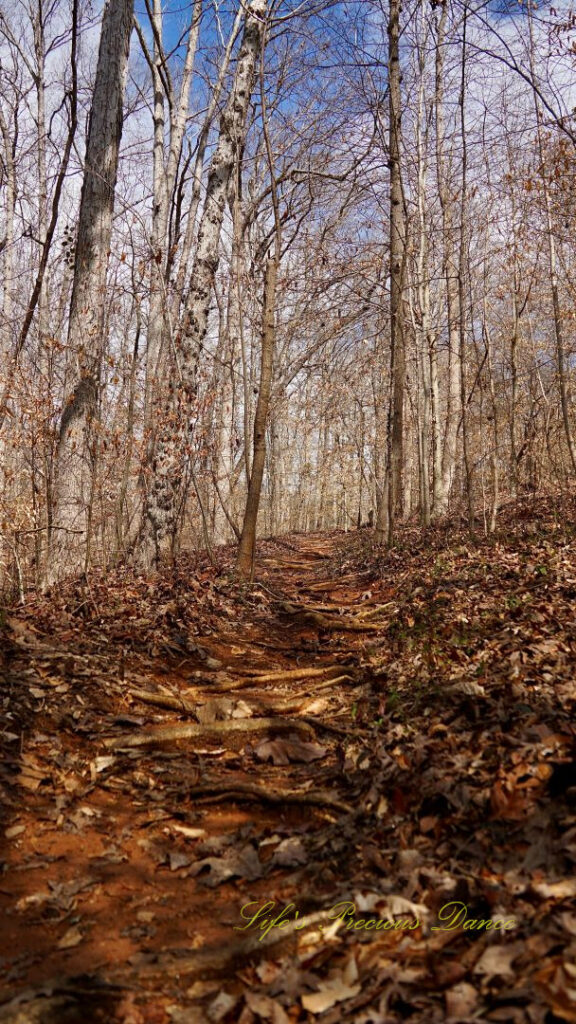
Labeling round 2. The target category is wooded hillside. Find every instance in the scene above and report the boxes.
[1,1,576,1022]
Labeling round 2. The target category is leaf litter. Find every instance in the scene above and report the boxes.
[0,492,575,1022]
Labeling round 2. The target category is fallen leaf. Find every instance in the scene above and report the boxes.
[57,925,84,949]
[4,824,26,839]
[473,943,522,978]
[532,879,576,899]
[245,991,291,1022]
[445,982,478,1018]
[271,837,307,867]
[254,737,327,765]
[301,976,361,1014]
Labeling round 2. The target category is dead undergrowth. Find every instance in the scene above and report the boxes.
[1,493,575,1023]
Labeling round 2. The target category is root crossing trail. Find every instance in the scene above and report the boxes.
[1,510,575,1023]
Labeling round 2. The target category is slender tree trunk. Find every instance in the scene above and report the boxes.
[429,334,442,509]
[0,2,78,434]
[506,144,522,497]
[33,0,49,356]
[528,8,576,475]
[47,0,133,585]
[114,294,141,559]
[482,297,500,533]
[0,100,16,592]
[413,6,432,527]
[433,2,461,516]
[0,103,15,365]
[458,3,473,526]
[169,6,244,329]
[142,0,202,430]
[236,253,277,577]
[386,0,406,545]
[374,330,389,542]
[32,0,51,578]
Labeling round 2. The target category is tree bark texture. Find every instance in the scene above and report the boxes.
[140,0,267,567]
[47,0,134,584]
[386,0,406,545]
[433,2,461,517]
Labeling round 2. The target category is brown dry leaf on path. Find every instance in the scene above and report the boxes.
[254,736,327,765]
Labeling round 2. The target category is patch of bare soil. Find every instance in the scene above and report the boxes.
[1,494,575,1023]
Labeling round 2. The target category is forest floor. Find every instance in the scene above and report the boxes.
[0,493,576,1024]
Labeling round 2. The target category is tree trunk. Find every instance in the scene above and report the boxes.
[458,3,473,527]
[47,0,133,585]
[139,0,267,567]
[528,8,576,476]
[433,1,461,517]
[386,0,406,545]
[413,2,432,527]
[236,253,277,577]
[0,103,15,366]
[142,0,202,431]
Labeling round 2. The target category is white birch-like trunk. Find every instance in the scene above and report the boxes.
[140,0,267,566]
[0,103,15,364]
[143,0,202,430]
[169,6,244,330]
[433,2,461,517]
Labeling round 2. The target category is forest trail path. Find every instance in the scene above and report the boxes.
[0,532,387,1021]
[1,504,576,1022]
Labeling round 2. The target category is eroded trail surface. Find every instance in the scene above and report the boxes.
[1,503,576,1023]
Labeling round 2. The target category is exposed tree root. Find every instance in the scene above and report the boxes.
[279,602,382,632]
[186,780,353,813]
[236,664,352,682]
[128,687,196,714]
[103,716,315,750]
[304,570,374,591]
[292,674,355,696]
[353,603,395,620]
[301,716,353,736]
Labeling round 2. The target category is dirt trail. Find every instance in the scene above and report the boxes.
[1,513,575,1023]
[0,533,385,1022]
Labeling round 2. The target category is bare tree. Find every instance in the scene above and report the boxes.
[139,0,268,568]
[382,0,406,545]
[47,0,134,584]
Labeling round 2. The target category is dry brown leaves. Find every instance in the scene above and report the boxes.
[0,495,575,1022]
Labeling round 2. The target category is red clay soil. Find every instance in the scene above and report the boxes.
[1,497,575,1023]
